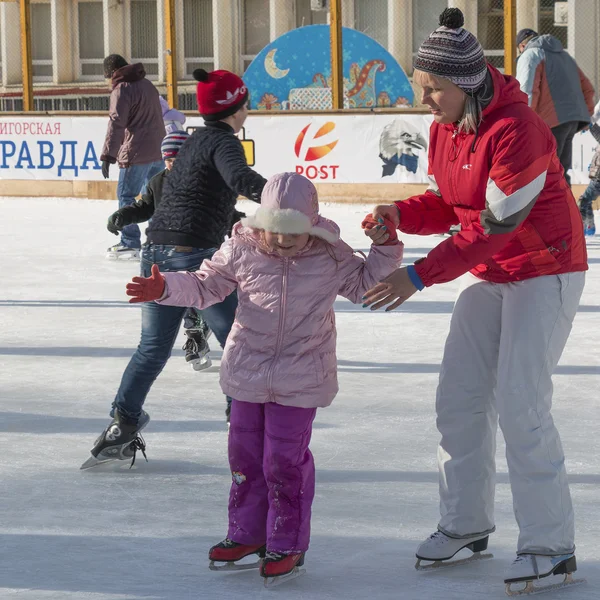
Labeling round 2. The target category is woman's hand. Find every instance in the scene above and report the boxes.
[362,215,398,245]
[371,204,400,228]
[362,267,418,311]
[126,264,166,303]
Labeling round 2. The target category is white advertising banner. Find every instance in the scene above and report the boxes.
[0,114,594,185]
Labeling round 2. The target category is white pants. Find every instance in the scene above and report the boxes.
[436,271,585,555]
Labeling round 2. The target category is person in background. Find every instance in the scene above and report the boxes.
[106,131,246,371]
[82,68,267,471]
[101,54,165,260]
[106,131,211,371]
[160,96,186,134]
[516,29,594,186]
[578,98,600,236]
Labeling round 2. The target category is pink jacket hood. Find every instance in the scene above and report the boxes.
[242,172,339,244]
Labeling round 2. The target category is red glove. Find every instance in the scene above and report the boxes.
[361,214,398,245]
[126,264,166,303]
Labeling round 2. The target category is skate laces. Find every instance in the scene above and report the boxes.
[182,336,200,354]
[265,551,286,561]
[128,434,147,468]
[428,531,448,545]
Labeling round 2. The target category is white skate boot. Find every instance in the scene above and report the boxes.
[415,530,493,571]
[504,554,585,596]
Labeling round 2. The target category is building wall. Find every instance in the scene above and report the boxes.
[0,0,597,100]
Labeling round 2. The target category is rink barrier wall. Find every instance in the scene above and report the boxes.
[0,179,592,206]
[0,111,595,206]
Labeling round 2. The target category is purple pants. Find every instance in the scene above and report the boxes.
[227,400,317,553]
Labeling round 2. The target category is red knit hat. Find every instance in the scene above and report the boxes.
[193,68,248,121]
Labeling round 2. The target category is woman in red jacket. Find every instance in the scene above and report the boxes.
[363,8,587,593]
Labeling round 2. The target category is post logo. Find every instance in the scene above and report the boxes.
[294,122,340,180]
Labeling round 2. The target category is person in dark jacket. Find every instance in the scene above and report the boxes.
[101,54,165,259]
[106,131,246,371]
[83,68,266,469]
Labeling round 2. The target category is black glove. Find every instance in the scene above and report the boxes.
[101,160,111,179]
[107,211,125,235]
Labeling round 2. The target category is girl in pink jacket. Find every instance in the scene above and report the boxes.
[126,172,403,584]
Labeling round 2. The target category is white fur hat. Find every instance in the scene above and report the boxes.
[242,172,339,244]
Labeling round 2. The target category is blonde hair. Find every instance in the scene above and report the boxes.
[414,69,487,136]
[458,94,483,135]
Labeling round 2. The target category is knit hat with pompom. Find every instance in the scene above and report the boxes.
[193,68,248,121]
[413,8,487,94]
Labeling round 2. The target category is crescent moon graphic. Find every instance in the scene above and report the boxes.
[264,48,290,79]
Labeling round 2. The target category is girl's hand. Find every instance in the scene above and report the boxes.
[362,214,398,245]
[126,264,166,303]
[362,267,417,311]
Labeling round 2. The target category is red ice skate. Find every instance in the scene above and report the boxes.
[208,538,266,571]
[260,551,306,587]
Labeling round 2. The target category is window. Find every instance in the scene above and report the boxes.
[478,0,504,70]
[240,0,270,73]
[31,3,53,79]
[78,1,104,79]
[412,0,447,53]
[539,0,567,48]
[354,0,387,48]
[295,0,328,28]
[183,0,213,78]
[130,0,158,76]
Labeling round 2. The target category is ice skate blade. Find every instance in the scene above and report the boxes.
[80,455,117,470]
[263,567,306,588]
[209,559,261,572]
[505,574,586,596]
[106,252,140,261]
[191,357,212,371]
[415,552,494,571]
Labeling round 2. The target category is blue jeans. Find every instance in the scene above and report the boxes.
[579,178,600,224]
[111,245,238,423]
[117,161,165,248]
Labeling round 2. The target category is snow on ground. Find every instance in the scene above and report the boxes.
[1,197,600,600]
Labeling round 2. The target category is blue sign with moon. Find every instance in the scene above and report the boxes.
[243,25,414,110]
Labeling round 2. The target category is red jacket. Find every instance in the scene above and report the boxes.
[397,65,587,287]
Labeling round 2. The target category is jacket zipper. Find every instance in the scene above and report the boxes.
[266,258,289,401]
[449,128,460,205]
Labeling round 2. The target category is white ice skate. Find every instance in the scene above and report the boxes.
[504,554,585,596]
[415,530,493,571]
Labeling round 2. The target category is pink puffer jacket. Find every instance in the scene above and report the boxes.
[158,175,403,408]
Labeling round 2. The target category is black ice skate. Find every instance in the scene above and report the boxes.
[182,329,211,371]
[80,411,149,470]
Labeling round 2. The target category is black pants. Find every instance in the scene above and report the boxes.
[550,121,579,187]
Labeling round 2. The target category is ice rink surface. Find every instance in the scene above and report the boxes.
[2,197,599,599]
